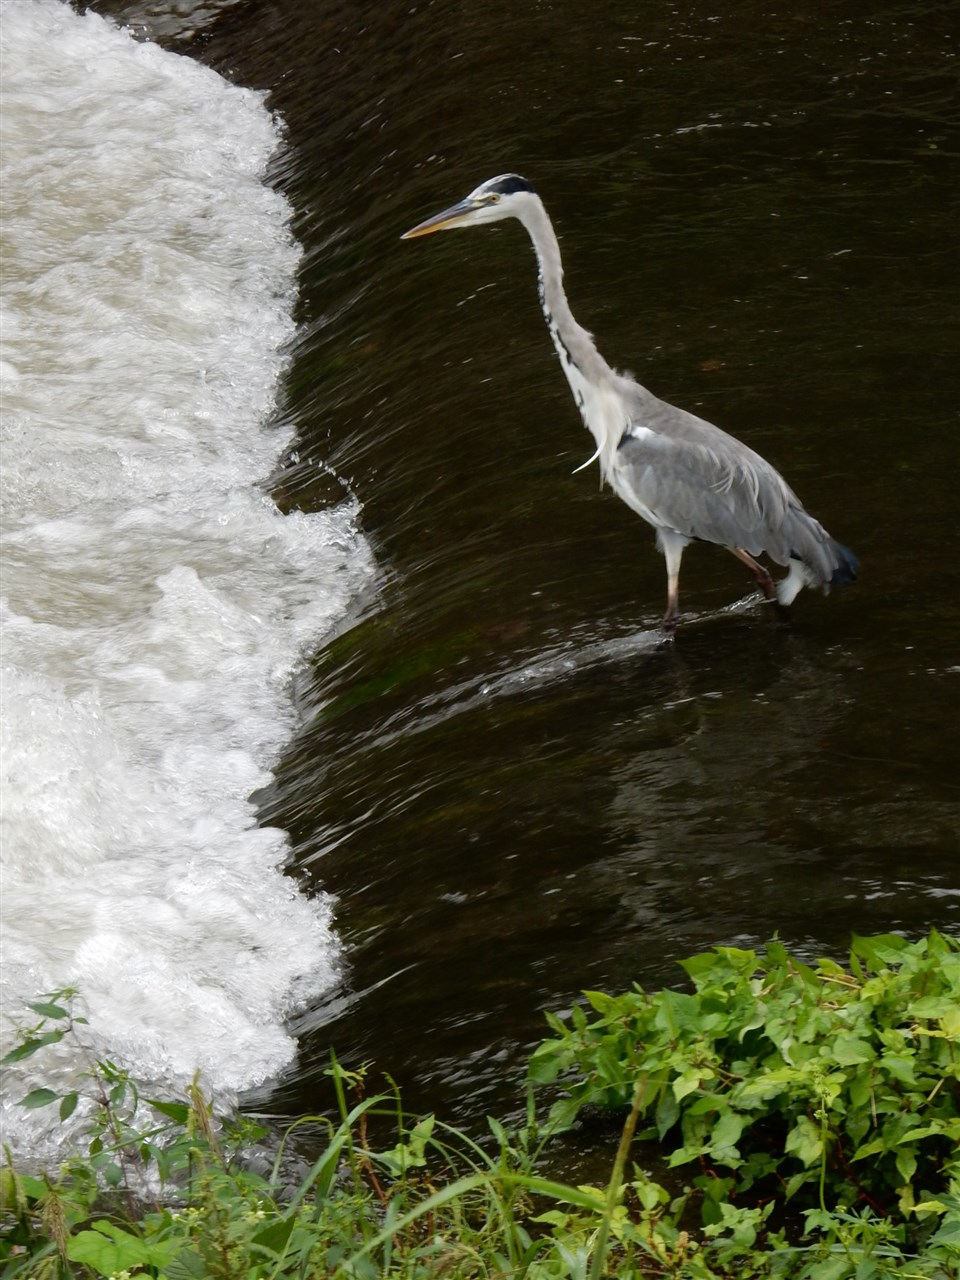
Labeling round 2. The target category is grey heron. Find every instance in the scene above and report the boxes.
[402,174,858,634]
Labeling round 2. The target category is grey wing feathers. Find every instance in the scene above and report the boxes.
[614,395,844,584]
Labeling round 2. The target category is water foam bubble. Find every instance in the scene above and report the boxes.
[0,0,373,1153]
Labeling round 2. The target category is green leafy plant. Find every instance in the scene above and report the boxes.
[3,939,959,1279]
[529,929,960,1269]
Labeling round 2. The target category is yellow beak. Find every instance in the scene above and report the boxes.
[400,199,475,239]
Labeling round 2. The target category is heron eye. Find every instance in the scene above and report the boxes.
[486,193,501,204]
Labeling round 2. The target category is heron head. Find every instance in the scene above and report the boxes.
[401,174,538,239]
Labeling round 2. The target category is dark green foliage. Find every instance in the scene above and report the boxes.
[529,930,960,1272]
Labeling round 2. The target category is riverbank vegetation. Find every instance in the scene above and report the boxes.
[3,932,958,1278]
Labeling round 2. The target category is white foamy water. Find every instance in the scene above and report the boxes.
[0,0,373,1153]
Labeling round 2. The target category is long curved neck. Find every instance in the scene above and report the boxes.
[519,200,611,378]
[517,198,622,462]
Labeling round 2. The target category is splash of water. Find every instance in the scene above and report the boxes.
[0,0,373,1154]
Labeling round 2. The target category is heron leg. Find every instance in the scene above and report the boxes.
[659,531,686,634]
[730,546,777,602]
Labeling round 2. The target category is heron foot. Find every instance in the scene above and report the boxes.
[660,611,679,640]
[757,575,777,602]
[730,547,777,601]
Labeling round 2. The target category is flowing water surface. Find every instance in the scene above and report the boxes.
[200,0,960,1127]
[3,0,958,1153]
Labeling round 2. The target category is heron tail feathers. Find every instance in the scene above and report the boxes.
[776,537,858,606]
[829,540,859,587]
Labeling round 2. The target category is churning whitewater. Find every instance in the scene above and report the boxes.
[0,0,373,1154]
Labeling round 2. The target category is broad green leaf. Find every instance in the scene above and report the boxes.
[583,990,617,1015]
[673,1069,708,1102]
[911,996,960,1019]
[737,1008,767,1040]
[851,1136,886,1161]
[788,957,820,989]
[848,1068,873,1109]
[802,1256,850,1280]
[653,988,699,1037]
[251,1214,296,1255]
[906,1121,955,1142]
[147,1098,191,1124]
[895,1145,917,1183]
[733,1067,799,1107]
[924,927,958,957]
[899,1180,916,1217]
[785,1170,813,1200]
[26,1001,70,1020]
[678,950,724,981]
[880,1053,918,1086]
[531,1207,571,1228]
[666,1144,703,1168]
[19,1088,59,1109]
[655,1086,679,1139]
[2,1031,63,1064]
[915,1197,950,1213]
[687,1094,727,1116]
[526,1052,563,1086]
[10,1172,48,1202]
[709,1110,746,1164]
[547,1096,583,1132]
[700,1191,724,1226]
[851,932,911,972]
[785,1115,823,1167]
[713,946,758,973]
[68,1221,173,1271]
[702,1200,763,1247]
[827,1035,876,1066]
[632,1177,669,1211]
[59,1092,79,1121]
[930,1214,960,1246]
[165,1244,210,1278]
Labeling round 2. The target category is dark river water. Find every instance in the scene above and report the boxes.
[99,0,959,1131]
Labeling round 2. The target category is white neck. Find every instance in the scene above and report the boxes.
[516,198,626,473]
